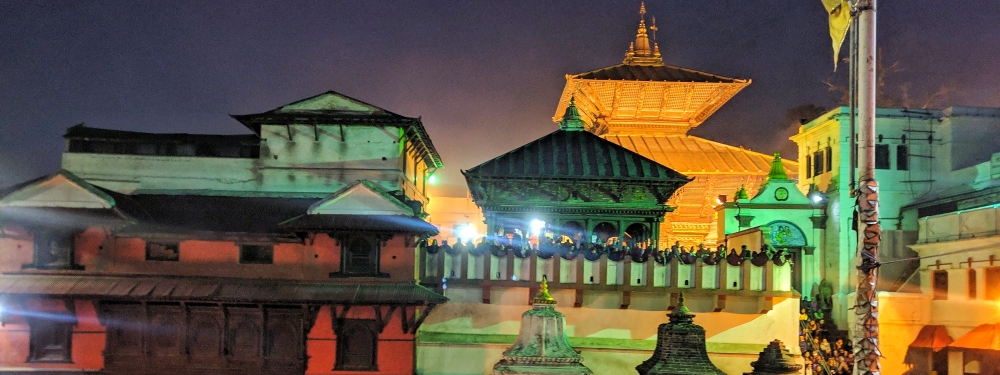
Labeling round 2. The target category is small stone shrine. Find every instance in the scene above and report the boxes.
[636,293,725,375]
[743,340,802,375]
[493,277,593,375]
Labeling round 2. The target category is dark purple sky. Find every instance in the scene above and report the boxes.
[2,1,999,197]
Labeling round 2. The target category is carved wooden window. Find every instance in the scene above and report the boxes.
[932,270,948,300]
[27,317,73,363]
[227,307,262,359]
[146,242,179,261]
[335,319,378,371]
[239,244,273,264]
[187,308,224,360]
[148,305,184,358]
[343,237,378,275]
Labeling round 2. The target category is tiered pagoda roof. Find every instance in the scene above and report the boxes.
[547,4,796,245]
[552,4,750,136]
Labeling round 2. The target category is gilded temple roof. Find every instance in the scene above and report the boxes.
[553,4,750,135]
[601,134,795,175]
[573,63,744,84]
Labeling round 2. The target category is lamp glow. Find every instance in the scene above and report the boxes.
[458,224,478,242]
[529,219,546,236]
[428,175,437,185]
[810,192,824,204]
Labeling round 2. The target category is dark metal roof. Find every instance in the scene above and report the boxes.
[63,124,260,143]
[464,129,688,182]
[0,274,447,305]
[115,194,320,235]
[279,214,438,235]
[573,63,745,83]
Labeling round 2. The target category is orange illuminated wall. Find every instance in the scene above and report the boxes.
[305,306,418,375]
[0,299,106,371]
[0,225,418,282]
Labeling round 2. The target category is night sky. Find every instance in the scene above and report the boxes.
[2,1,999,197]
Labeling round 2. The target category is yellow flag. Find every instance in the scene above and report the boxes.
[822,0,852,70]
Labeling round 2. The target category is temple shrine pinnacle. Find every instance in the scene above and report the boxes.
[636,293,726,375]
[624,2,662,65]
[492,277,592,375]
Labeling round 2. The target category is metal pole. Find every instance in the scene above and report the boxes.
[854,0,881,374]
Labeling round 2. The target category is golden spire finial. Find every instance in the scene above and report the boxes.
[623,2,662,65]
[533,275,556,304]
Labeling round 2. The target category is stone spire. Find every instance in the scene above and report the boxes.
[623,2,664,66]
[493,276,592,375]
[559,97,586,131]
[766,152,789,181]
[743,340,802,375]
[636,293,725,375]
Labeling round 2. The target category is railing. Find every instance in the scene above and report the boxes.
[418,243,796,308]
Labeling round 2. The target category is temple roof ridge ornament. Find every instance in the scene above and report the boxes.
[766,152,790,181]
[559,97,586,131]
[667,292,694,324]
[624,2,663,66]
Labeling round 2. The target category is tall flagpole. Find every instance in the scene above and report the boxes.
[854,0,881,374]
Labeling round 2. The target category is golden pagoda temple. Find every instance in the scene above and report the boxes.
[552,3,797,246]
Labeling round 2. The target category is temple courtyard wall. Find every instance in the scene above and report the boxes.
[415,288,801,375]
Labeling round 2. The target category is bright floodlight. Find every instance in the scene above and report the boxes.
[810,192,823,204]
[529,219,546,236]
[458,224,478,242]
[428,175,438,185]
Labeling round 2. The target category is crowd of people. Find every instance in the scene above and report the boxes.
[798,299,854,375]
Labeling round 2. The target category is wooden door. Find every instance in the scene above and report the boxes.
[100,303,145,372]
[187,305,226,370]
[264,307,306,375]
[227,307,264,372]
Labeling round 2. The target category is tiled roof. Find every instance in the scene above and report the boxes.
[601,134,797,174]
[279,214,438,235]
[464,129,688,182]
[0,173,436,236]
[909,325,953,351]
[573,64,746,83]
[949,323,1000,350]
[0,274,447,305]
[0,207,132,228]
